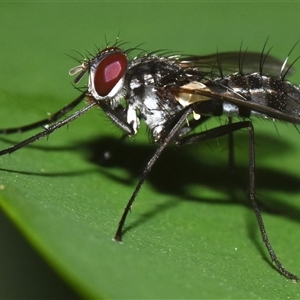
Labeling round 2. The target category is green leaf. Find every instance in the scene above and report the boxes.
[1,2,300,299]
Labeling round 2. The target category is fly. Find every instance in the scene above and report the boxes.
[0,40,299,282]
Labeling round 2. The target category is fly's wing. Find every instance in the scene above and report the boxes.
[170,78,300,125]
[179,51,292,77]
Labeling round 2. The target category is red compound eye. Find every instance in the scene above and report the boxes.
[93,51,127,97]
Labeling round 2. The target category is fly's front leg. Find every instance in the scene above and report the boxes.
[176,121,298,281]
[0,101,97,156]
[92,101,136,163]
[96,100,135,136]
[0,93,86,134]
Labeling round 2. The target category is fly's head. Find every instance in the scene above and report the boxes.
[69,46,128,109]
[69,45,147,135]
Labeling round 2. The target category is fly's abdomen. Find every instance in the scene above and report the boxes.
[207,72,300,120]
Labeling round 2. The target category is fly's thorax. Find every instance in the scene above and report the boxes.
[126,81,183,141]
[124,55,190,141]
